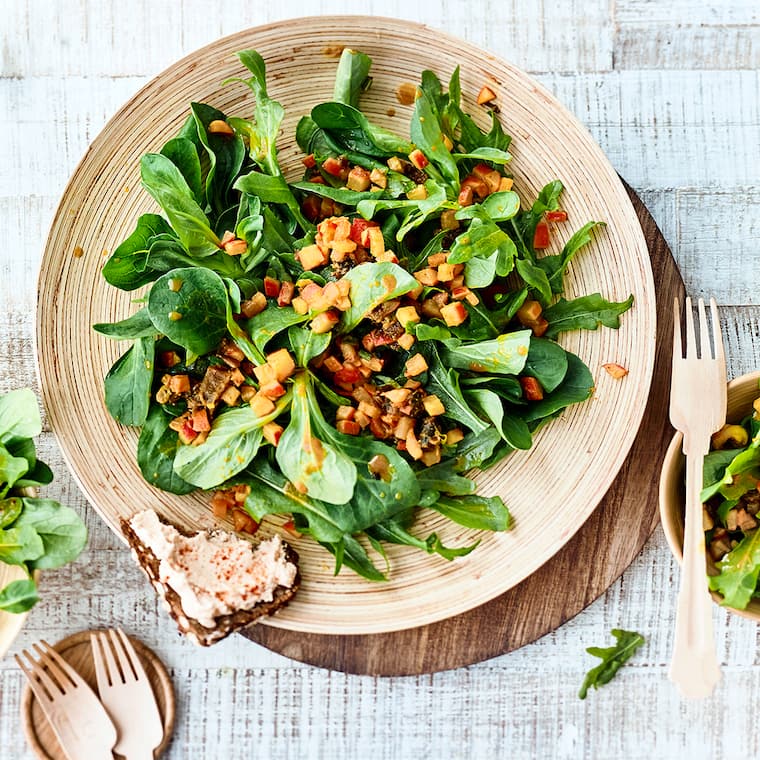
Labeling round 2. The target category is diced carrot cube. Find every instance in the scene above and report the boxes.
[250,393,276,417]
[168,374,190,394]
[336,420,361,435]
[520,376,544,401]
[441,302,469,326]
[192,408,211,432]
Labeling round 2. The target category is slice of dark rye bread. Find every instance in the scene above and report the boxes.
[120,514,300,646]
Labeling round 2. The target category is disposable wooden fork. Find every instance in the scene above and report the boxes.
[91,628,164,760]
[15,641,117,760]
[669,296,726,698]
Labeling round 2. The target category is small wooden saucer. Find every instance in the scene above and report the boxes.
[21,629,175,759]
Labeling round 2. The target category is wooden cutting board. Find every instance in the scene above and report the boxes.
[244,183,683,675]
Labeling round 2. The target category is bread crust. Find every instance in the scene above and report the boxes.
[121,514,300,646]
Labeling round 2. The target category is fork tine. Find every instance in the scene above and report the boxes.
[115,628,142,681]
[17,649,61,698]
[38,641,86,689]
[697,298,710,359]
[673,297,682,360]
[108,628,137,681]
[97,630,121,685]
[710,297,724,362]
[684,296,697,358]
[15,653,53,706]
[91,633,109,693]
[32,643,75,691]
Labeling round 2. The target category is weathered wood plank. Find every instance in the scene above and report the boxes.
[0,0,613,79]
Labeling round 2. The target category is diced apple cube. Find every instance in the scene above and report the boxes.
[441,302,469,326]
[267,348,296,381]
[346,166,371,192]
[370,168,387,188]
[387,156,405,173]
[422,394,446,416]
[357,400,381,419]
[427,252,448,267]
[192,408,211,432]
[262,422,284,446]
[404,353,429,377]
[250,393,276,417]
[241,292,267,318]
[396,306,420,327]
[414,268,439,286]
[291,297,308,315]
[382,388,411,405]
[310,310,340,334]
[421,446,441,466]
[221,386,241,407]
[499,177,514,192]
[297,244,328,270]
[445,428,465,445]
[397,333,415,351]
[336,405,356,421]
[437,263,456,282]
[240,385,257,403]
[408,149,429,170]
[406,184,428,201]
[223,239,247,256]
[259,381,286,399]
[253,362,277,385]
[405,430,424,460]
[367,227,385,259]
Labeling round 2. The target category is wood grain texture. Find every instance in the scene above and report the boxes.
[34,17,656,635]
[3,1,760,758]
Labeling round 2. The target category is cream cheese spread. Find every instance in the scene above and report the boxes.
[129,509,297,628]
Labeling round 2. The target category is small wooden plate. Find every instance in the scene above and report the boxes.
[21,630,175,759]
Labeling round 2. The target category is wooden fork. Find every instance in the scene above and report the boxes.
[91,629,164,760]
[669,296,726,698]
[15,641,117,759]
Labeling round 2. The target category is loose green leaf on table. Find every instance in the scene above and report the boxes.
[0,578,39,613]
[578,629,645,699]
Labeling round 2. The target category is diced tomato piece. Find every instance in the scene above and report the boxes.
[264,276,281,297]
[278,281,295,307]
[302,154,317,168]
[546,210,568,222]
[336,420,361,435]
[334,367,362,385]
[309,175,326,185]
[533,220,550,249]
[322,156,348,178]
[349,218,379,245]
[282,519,302,538]
[520,376,544,401]
[302,196,321,222]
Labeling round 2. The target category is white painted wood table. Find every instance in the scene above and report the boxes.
[2,1,759,757]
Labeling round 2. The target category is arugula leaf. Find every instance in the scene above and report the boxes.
[321,534,387,581]
[415,460,476,495]
[147,267,228,357]
[332,48,372,108]
[339,262,419,332]
[0,389,41,445]
[536,221,606,294]
[104,337,154,426]
[453,428,503,470]
[93,308,157,340]
[140,153,221,256]
[137,405,196,495]
[430,493,510,532]
[543,294,634,338]
[367,515,478,562]
[579,629,645,699]
[440,330,531,375]
[0,578,39,613]
[710,528,760,608]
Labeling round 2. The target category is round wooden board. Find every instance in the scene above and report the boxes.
[21,630,176,758]
[245,183,682,674]
[36,17,657,636]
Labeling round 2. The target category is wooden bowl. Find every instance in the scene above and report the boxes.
[36,16,656,635]
[659,371,760,620]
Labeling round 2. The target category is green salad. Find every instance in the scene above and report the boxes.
[702,393,760,608]
[0,389,87,612]
[95,48,633,580]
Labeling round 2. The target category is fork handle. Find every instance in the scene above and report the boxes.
[669,450,721,698]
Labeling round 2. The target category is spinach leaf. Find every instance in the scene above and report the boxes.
[140,153,221,256]
[93,308,157,340]
[275,374,357,505]
[453,428,502,470]
[440,330,531,375]
[0,388,41,444]
[333,48,372,108]
[464,388,532,450]
[415,460,476,496]
[160,136,203,206]
[710,529,760,608]
[430,493,510,532]
[102,214,176,291]
[0,444,30,490]
[522,338,568,393]
[536,221,606,293]
[579,629,645,699]
[703,449,743,491]
[339,262,419,332]
[451,147,512,165]
[290,181,386,206]
[104,337,154,426]
[543,294,634,339]
[311,101,412,157]
[0,578,39,613]
[0,524,44,566]
[0,497,23,528]
[13,498,87,569]
[246,306,309,353]
[410,87,459,188]
[522,352,594,422]
[288,326,331,366]
[147,267,228,357]
[448,218,517,269]
[233,172,313,233]
[137,405,196,495]
[456,191,520,223]
[174,407,269,489]
[191,102,246,217]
